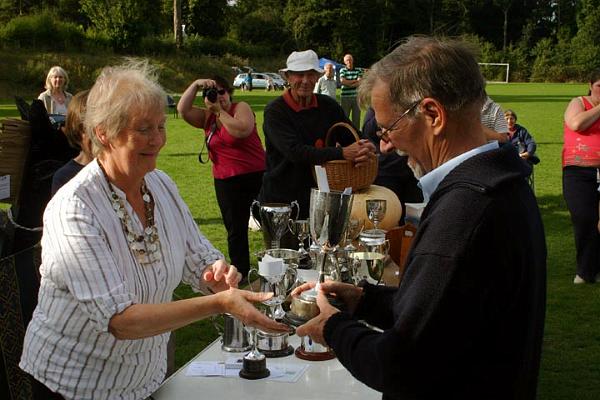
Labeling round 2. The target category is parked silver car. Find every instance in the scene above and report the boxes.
[233,72,286,90]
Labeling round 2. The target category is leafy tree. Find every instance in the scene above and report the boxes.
[185,0,228,38]
[80,0,163,50]
[571,0,600,72]
[229,0,292,54]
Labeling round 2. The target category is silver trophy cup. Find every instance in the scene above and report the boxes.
[251,200,299,249]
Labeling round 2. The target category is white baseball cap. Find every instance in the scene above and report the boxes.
[280,50,323,73]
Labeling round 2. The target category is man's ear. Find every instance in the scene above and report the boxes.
[420,98,446,136]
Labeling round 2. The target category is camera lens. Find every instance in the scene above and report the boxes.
[202,88,218,103]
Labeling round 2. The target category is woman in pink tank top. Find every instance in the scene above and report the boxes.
[562,69,600,284]
[178,76,266,279]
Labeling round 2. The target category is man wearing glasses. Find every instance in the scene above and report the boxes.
[295,36,547,400]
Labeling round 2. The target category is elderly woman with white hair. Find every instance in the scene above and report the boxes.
[20,61,287,400]
[38,65,73,115]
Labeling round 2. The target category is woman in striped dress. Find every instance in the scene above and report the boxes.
[19,61,287,400]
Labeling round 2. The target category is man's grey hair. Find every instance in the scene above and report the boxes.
[86,59,166,156]
[358,36,486,115]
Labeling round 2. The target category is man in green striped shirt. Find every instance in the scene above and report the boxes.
[340,53,364,129]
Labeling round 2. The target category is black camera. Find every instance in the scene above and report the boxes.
[202,87,218,103]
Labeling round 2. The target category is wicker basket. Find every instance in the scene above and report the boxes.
[320,122,377,192]
[0,118,32,206]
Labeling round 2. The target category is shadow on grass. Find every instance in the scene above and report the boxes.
[193,217,224,225]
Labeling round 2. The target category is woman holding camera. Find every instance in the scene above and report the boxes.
[178,77,265,279]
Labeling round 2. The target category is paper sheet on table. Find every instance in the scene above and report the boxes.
[186,359,309,383]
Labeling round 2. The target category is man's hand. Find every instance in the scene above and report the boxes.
[342,139,377,167]
[295,288,340,345]
[203,260,241,293]
[292,281,364,344]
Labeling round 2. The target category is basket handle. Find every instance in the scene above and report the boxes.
[325,122,360,147]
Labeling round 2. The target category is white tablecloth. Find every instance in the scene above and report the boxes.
[152,334,380,400]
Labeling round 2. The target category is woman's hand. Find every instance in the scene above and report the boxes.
[203,260,241,293]
[195,79,216,90]
[218,288,290,333]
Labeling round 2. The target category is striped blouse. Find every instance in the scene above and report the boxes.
[20,160,224,400]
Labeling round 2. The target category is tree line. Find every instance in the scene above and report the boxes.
[0,0,599,81]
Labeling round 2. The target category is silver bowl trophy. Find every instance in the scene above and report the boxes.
[286,188,353,361]
[248,255,297,357]
[251,200,299,249]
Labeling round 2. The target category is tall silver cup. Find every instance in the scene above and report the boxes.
[309,189,353,250]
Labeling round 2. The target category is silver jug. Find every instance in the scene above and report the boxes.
[213,313,252,352]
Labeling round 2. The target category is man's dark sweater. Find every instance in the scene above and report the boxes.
[258,92,354,218]
[324,145,547,400]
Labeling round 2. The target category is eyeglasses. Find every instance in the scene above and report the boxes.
[216,89,227,95]
[376,100,421,143]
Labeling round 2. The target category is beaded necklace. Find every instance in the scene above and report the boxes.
[99,162,161,265]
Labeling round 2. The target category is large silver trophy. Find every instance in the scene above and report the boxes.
[309,188,353,286]
[251,200,299,249]
[287,188,353,361]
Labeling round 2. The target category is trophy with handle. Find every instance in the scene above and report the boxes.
[248,255,297,357]
[251,200,299,249]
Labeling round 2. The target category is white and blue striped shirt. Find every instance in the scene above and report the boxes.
[20,160,223,400]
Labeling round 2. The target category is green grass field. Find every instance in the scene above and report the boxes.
[1,83,598,399]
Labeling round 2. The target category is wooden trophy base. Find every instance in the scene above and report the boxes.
[294,345,336,361]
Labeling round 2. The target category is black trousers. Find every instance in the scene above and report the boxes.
[563,166,600,282]
[214,171,263,278]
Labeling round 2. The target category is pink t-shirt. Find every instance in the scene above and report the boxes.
[204,103,266,179]
[563,97,600,168]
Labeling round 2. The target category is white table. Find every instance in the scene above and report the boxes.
[152,335,380,400]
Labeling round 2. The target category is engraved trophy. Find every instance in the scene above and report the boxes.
[365,199,387,235]
[287,188,353,361]
[251,200,299,249]
[248,256,297,357]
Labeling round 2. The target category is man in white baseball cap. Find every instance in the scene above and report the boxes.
[257,49,375,247]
